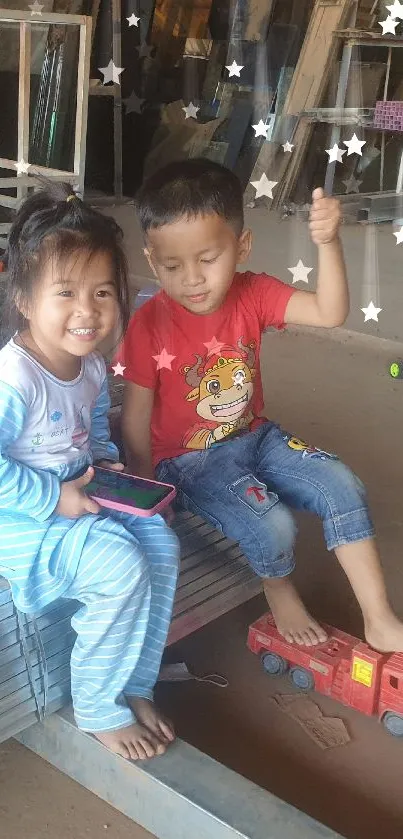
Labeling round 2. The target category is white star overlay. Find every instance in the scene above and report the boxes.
[288,260,313,285]
[98,60,124,85]
[379,15,398,34]
[14,159,30,175]
[127,13,140,26]
[226,60,244,77]
[252,120,269,139]
[387,1,403,18]
[343,134,366,156]
[342,174,362,194]
[326,143,346,163]
[29,1,43,14]
[361,301,382,322]
[393,225,403,244]
[250,174,278,199]
[182,102,199,120]
[111,362,126,377]
[282,141,294,153]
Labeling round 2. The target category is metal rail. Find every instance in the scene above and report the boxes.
[17,708,345,839]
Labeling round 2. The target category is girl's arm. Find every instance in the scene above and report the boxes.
[0,383,60,521]
[89,376,121,465]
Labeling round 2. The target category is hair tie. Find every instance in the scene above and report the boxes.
[66,194,76,203]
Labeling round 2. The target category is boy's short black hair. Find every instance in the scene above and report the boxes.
[135,158,244,235]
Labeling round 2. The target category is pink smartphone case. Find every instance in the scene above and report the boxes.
[88,469,176,518]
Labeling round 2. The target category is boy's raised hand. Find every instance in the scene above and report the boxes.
[309,188,341,246]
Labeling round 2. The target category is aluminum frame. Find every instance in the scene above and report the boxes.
[0,9,92,247]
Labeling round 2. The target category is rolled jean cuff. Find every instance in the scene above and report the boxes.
[324,507,375,552]
[253,552,296,580]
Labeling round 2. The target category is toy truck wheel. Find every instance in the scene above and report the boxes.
[289,666,315,692]
[261,652,288,676]
[382,712,403,737]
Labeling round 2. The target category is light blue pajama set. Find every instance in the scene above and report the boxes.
[0,339,179,732]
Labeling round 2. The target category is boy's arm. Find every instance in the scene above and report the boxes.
[284,188,349,328]
[121,381,155,479]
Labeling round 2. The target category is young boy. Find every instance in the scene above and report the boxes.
[120,158,403,651]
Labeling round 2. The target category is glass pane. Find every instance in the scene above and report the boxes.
[0,21,20,161]
[0,18,80,172]
[30,23,80,172]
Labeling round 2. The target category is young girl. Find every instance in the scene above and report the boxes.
[0,182,179,761]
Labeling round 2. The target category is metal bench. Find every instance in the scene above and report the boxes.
[0,510,262,745]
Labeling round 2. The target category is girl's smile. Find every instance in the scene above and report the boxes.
[19,250,119,379]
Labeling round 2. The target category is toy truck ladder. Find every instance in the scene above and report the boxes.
[1,512,344,839]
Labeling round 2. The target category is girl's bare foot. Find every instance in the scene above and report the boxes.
[94,721,164,761]
[365,612,403,653]
[127,696,175,751]
[263,577,328,646]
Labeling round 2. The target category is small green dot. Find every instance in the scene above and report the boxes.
[390,362,401,378]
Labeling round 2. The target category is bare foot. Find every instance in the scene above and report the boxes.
[263,577,328,646]
[94,721,164,761]
[127,696,175,752]
[365,611,403,653]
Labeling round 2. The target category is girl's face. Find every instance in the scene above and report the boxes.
[22,249,119,373]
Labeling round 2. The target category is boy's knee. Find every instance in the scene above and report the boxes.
[263,501,297,553]
[243,501,297,578]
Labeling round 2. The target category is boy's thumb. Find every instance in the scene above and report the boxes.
[312,187,325,202]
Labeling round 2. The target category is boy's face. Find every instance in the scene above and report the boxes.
[144,213,251,315]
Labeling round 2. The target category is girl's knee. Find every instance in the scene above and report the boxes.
[81,527,150,595]
[110,544,151,597]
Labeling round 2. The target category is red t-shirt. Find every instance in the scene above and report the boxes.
[120,271,294,467]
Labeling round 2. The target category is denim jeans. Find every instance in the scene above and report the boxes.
[156,423,374,579]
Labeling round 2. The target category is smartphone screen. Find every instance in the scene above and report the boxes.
[87,467,173,511]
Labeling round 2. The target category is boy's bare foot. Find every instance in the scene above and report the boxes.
[94,721,164,761]
[127,696,175,749]
[365,612,403,653]
[263,577,328,646]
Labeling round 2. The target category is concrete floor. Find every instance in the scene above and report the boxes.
[2,326,403,838]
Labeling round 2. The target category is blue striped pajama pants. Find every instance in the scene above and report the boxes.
[61,511,179,732]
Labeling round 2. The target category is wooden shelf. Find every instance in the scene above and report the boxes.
[334,29,403,46]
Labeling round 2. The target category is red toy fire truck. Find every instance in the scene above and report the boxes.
[247,613,403,737]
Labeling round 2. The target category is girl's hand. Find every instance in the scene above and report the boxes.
[96,460,125,471]
[309,188,342,246]
[56,467,100,518]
